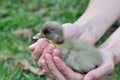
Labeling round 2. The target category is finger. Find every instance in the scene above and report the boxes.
[44,54,65,80]
[31,38,49,60]
[52,49,61,57]
[28,38,43,51]
[62,23,80,39]
[28,42,38,51]
[53,56,83,80]
[40,59,54,78]
[79,33,96,45]
[84,61,114,80]
[38,44,55,66]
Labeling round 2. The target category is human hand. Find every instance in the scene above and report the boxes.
[40,45,84,80]
[29,41,115,80]
[28,23,98,80]
[84,49,115,80]
[29,40,84,80]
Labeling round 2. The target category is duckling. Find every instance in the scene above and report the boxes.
[33,21,112,80]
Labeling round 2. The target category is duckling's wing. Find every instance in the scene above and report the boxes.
[58,40,101,73]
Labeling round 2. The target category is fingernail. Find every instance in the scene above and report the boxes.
[45,54,50,60]
[32,50,38,55]
[53,51,57,56]
[31,54,38,60]
[54,57,59,63]
[47,44,55,52]
[38,59,45,67]
[41,62,45,67]
[53,49,60,57]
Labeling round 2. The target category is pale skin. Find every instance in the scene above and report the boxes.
[29,0,120,80]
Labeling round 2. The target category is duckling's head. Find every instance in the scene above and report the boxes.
[33,21,64,44]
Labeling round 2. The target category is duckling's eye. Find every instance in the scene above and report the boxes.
[43,28,51,34]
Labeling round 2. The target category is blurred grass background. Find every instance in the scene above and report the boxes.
[0,0,120,80]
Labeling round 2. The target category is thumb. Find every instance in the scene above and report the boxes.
[62,23,81,39]
[84,63,114,80]
[28,39,43,51]
[28,42,38,51]
[28,38,49,51]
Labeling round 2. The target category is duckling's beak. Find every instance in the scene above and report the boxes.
[33,32,41,39]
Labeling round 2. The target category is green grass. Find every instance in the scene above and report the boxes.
[0,0,120,80]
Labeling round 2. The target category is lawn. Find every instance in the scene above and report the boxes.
[0,0,120,80]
